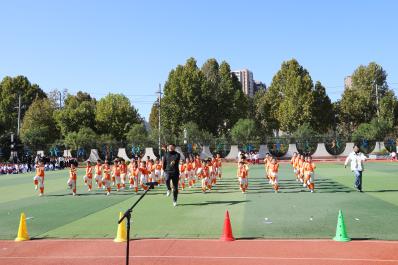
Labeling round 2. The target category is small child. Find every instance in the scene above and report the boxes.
[195,155,203,180]
[139,161,149,191]
[83,160,93,191]
[210,157,217,186]
[154,158,162,185]
[201,159,212,193]
[120,159,127,189]
[237,160,248,193]
[216,154,222,179]
[102,160,112,196]
[179,160,186,190]
[298,154,305,183]
[269,157,280,193]
[33,161,45,196]
[304,156,316,193]
[112,159,121,191]
[129,161,139,193]
[185,158,195,188]
[94,160,103,189]
[67,162,77,196]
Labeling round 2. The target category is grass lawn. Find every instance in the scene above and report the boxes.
[0,161,397,240]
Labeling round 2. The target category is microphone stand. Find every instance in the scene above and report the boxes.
[118,183,155,265]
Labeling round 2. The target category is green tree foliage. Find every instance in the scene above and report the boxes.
[161,58,248,136]
[263,59,314,133]
[95,93,142,141]
[0,76,46,134]
[379,90,398,128]
[352,118,392,141]
[253,89,277,136]
[340,62,389,131]
[292,122,319,140]
[148,101,159,130]
[54,91,96,136]
[179,121,213,145]
[125,123,148,146]
[64,127,98,150]
[20,98,59,149]
[312,81,334,133]
[230,119,258,144]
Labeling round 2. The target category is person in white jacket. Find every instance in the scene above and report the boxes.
[344,145,367,192]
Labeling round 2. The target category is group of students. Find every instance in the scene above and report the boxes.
[179,154,223,193]
[236,152,316,194]
[32,154,223,197]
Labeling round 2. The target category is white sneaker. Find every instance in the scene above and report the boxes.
[34,185,38,190]
[72,192,76,196]
[166,190,171,197]
[173,201,177,207]
[88,188,91,192]
[39,193,43,197]
[310,190,314,193]
[106,192,110,196]
[303,183,307,188]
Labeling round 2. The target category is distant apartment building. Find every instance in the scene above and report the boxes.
[232,69,255,97]
[254,80,266,94]
[344,76,352,89]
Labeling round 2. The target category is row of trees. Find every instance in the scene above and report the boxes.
[1,58,397,156]
[150,58,398,144]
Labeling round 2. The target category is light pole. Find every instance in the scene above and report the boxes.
[157,84,162,158]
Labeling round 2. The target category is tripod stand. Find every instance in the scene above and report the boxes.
[118,182,156,265]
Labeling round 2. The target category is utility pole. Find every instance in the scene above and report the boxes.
[17,94,21,136]
[375,83,380,121]
[157,84,162,158]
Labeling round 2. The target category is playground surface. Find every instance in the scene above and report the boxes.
[1,161,397,264]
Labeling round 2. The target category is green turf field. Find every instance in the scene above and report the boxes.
[1,162,397,240]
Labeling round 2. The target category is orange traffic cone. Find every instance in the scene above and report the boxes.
[220,210,235,241]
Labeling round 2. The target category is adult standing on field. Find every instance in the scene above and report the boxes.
[344,145,367,192]
[163,144,181,207]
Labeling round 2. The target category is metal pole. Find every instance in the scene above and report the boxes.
[375,84,380,120]
[17,94,21,136]
[158,84,162,158]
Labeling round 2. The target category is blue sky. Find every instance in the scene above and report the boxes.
[1,0,397,120]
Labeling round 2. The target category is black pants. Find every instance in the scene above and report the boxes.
[165,172,179,202]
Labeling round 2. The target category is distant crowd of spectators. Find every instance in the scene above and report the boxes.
[0,155,78,175]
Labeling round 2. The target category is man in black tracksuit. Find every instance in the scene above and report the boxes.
[162,144,181,207]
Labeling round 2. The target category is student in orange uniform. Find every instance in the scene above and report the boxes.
[112,159,121,191]
[120,159,127,189]
[33,161,45,196]
[67,162,78,196]
[94,160,103,189]
[297,154,305,183]
[216,153,222,179]
[264,153,272,184]
[293,153,300,182]
[269,157,280,193]
[179,160,186,190]
[201,159,212,193]
[303,156,316,192]
[83,160,93,192]
[237,160,249,193]
[102,160,112,195]
[185,158,195,188]
[210,157,217,186]
[194,155,203,180]
[154,158,162,185]
[147,159,156,183]
[129,160,139,193]
[139,160,149,191]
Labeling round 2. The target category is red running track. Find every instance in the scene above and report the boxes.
[1,239,398,265]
